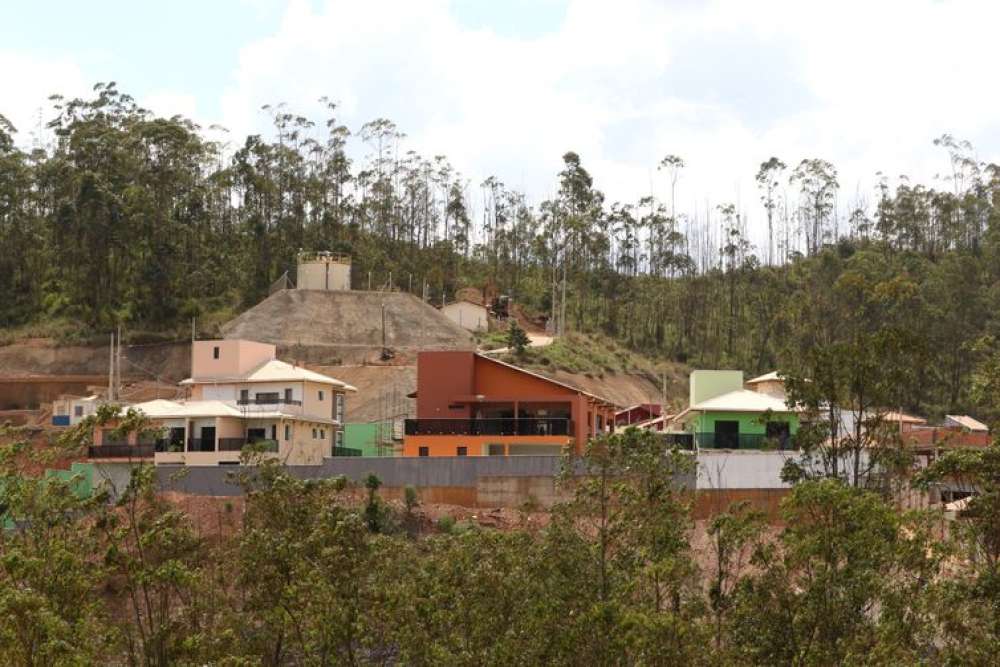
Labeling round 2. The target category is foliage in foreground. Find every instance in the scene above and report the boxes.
[0,424,999,665]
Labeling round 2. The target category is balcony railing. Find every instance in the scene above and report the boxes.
[694,432,796,450]
[218,438,279,453]
[237,398,303,407]
[661,433,695,450]
[187,438,216,453]
[404,418,573,437]
[87,444,155,459]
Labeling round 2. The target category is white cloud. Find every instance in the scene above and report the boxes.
[0,50,90,145]
[141,91,200,121]
[216,0,1000,243]
[5,0,1000,252]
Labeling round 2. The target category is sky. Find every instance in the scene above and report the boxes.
[3,0,999,245]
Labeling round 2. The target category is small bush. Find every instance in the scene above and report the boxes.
[436,515,456,534]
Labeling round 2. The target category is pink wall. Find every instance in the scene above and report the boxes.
[191,340,275,379]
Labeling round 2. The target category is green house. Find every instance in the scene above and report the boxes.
[682,370,798,450]
[342,422,398,457]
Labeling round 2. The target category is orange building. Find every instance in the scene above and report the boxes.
[403,351,617,456]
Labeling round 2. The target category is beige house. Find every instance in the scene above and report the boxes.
[89,339,356,466]
[441,299,488,332]
[744,371,786,399]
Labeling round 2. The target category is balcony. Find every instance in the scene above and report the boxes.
[218,438,279,453]
[694,432,796,450]
[404,418,573,437]
[87,444,155,459]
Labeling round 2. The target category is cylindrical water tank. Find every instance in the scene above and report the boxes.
[296,252,352,290]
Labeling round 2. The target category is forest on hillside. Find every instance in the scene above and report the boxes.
[2,83,1000,420]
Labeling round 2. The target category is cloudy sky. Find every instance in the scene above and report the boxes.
[3,0,999,242]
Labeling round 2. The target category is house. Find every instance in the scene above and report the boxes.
[673,370,799,450]
[615,403,662,427]
[87,339,356,466]
[52,394,103,426]
[403,351,617,456]
[440,299,489,332]
[744,371,787,399]
[944,414,989,432]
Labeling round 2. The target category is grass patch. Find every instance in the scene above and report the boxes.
[501,332,664,376]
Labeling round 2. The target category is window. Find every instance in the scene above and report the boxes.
[335,430,343,447]
[765,421,791,449]
[256,392,279,403]
[311,428,317,439]
[212,346,220,359]
[335,394,345,422]
[284,388,293,402]
[73,405,84,417]
[488,444,505,456]
[239,389,249,403]
[418,446,429,457]
[457,446,467,456]
[318,390,325,401]
[284,424,291,440]
[320,429,326,439]
[270,424,277,440]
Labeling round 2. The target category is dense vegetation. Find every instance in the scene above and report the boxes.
[2,419,1000,665]
[2,83,1000,419]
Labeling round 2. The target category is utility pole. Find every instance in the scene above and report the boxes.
[108,332,114,402]
[116,325,122,400]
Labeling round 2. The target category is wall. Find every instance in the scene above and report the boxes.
[697,450,796,490]
[344,422,391,456]
[155,455,696,509]
[693,410,799,435]
[690,370,744,405]
[190,339,274,379]
[297,259,351,291]
[301,380,335,421]
[442,302,488,332]
[415,351,476,419]
[401,434,571,457]
[283,420,328,465]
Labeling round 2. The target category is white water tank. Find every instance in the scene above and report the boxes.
[297,252,352,291]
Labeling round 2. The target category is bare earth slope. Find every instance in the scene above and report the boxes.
[222,290,475,364]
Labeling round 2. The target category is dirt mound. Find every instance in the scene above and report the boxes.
[222,290,474,363]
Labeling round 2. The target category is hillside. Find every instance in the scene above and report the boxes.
[222,289,475,364]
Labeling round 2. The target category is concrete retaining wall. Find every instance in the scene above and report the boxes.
[155,456,696,508]
[697,450,796,490]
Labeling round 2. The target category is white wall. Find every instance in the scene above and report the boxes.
[697,449,873,489]
[697,450,796,490]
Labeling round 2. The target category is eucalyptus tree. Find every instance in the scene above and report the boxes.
[755,156,786,265]
[790,158,838,255]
